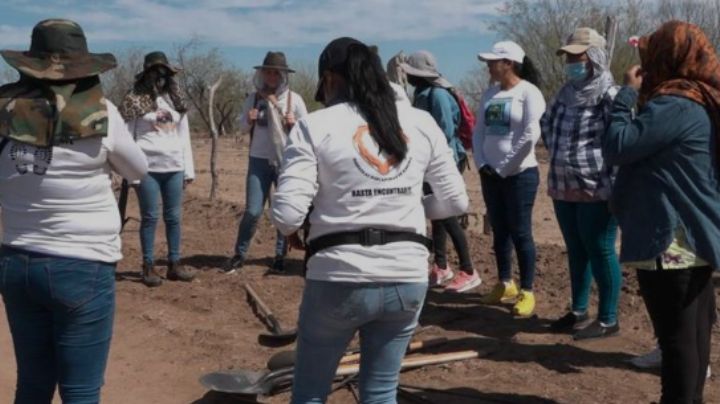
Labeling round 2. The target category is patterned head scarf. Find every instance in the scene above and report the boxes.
[556,46,615,107]
[639,20,720,138]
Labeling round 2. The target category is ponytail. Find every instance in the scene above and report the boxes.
[513,56,541,86]
[344,44,407,162]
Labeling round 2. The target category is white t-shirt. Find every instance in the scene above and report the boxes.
[239,89,308,160]
[0,102,149,263]
[130,96,194,179]
[472,80,546,177]
[272,101,469,283]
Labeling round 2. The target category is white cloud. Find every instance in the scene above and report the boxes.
[196,0,290,9]
[0,0,505,47]
[0,25,30,47]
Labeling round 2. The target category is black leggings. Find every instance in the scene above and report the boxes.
[431,217,473,273]
[637,266,716,404]
[425,157,472,273]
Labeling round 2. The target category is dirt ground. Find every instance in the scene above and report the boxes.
[0,137,718,404]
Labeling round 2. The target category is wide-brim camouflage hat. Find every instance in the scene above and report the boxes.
[0,19,116,81]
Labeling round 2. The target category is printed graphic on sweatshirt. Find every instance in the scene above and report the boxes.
[153,109,177,133]
[352,125,411,180]
[351,186,412,197]
[10,143,53,176]
[484,98,512,136]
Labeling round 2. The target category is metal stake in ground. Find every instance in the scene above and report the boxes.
[245,283,297,346]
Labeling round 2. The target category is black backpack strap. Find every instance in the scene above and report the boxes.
[428,86,435,114]
[0,137,9,155]
[249,93,260,142]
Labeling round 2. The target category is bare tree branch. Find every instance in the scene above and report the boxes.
[208,77,222,201]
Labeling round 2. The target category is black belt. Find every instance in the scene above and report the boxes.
[306,228,432,258]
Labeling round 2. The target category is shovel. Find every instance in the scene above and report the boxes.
[245,283,297,345]
[266,336,448,371]
[200,349,480,395]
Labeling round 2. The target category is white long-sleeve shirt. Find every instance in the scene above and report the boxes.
[473,80,545,178]
[0,102,148,263]
[129,96,194,179]
[239,89,308,161]
[272,101,468,283]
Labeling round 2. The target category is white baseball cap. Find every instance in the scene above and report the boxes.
[478,41,526,64]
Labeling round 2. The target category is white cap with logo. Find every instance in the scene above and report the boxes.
[478,41,526,64]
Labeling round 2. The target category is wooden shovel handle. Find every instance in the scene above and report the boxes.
[338,336,448,365]
[335,350,479,377]
[245,283,274,317]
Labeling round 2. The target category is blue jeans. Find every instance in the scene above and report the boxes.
[291,281,427,404]
[137,171,184,263]
[234,157,286,258]
[481,167,539,290]
[553,200,622,324]
[0,246,115,404]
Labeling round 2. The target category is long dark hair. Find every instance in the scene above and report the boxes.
[343,44,407,162]
[512,56,541,86]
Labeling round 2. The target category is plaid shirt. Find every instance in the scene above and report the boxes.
[540,88,618,202]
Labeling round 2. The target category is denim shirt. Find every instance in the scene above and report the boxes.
[413,86,465,164]
[603,86,720,268]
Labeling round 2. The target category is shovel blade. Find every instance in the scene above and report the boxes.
[199,370,267,395]
[258,329,297,347]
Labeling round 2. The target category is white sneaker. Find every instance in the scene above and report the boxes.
[630,347,662,369]
[630,347,711,379]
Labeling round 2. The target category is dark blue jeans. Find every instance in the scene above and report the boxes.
[137,171,184,263]
[480,167,539,290]
[234,157,287,258]
[0,246,115,404]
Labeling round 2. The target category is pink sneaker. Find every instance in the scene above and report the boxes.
[444,270,482,293]
[429,264,454,286]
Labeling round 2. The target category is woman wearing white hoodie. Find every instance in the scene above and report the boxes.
[272,37,468,404]
[225,52,308,274]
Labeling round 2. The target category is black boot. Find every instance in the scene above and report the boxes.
[142,261,163,287]
[167,261,195,282]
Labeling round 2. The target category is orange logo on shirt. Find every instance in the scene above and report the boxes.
[353,125,407,175]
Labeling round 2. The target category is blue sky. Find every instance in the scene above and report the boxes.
[0,0,506,83]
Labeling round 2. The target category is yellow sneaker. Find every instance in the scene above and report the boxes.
[480,280,518,304]
[513,290,535,317]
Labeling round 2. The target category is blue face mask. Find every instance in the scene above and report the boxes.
[565,62,588,82]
